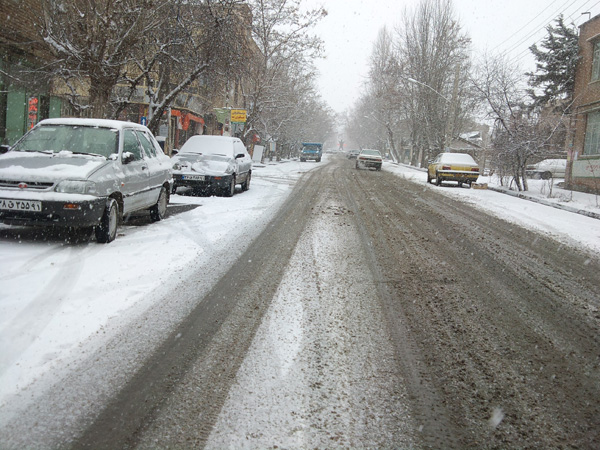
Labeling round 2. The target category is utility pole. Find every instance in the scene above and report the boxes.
[444,64,461,152]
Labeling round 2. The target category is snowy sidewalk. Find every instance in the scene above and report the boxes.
[387,161,600,220]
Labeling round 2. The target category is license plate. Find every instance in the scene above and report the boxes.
[0,198,42,212]
[183,175,205,181]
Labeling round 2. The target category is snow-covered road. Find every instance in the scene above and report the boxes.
[0,159,317,446]
[204,178,416,448]
[1,154,599,448]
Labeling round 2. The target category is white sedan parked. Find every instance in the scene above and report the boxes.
[0,118,173,243]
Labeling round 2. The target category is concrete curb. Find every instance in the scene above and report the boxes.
[487,186,600,220]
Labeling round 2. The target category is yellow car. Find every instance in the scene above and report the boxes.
[427,152,480,187]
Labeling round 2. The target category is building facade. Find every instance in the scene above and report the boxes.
[1,1,258,152]
[569,14,600,193]
[0,0,63,145]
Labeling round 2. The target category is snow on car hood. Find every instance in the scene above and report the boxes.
[0,151,109,182]
[173,153,235,176]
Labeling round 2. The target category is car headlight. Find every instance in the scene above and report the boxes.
[173,162,182,171]
[55,180,97,195]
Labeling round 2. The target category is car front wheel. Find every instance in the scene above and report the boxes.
[95,198,119,243]
[435,172,442,186]
[241,172,251,191]
[223,176,236,197]
[150,186,168,221]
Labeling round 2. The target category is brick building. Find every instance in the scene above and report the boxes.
[569,13,600,193]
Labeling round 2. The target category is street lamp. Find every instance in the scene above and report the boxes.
[406,77,451,103]
[404,75,459,166]
[407,75,456,136]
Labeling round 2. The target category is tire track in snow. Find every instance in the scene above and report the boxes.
[204,167,418,448]
[0,246,85,375]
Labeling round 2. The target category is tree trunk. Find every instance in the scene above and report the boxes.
[89,78,112,118]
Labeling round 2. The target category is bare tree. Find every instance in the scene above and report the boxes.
[244,0,327,143]
[365,27,402,161]
[346,90,399,157]
[395,0,472,166]
[39,0,171,117]
[37,0,250,135]
[256,57,334,155]
[472,53,560,191]
[142,1,251,134]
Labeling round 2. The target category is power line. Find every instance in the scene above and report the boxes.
[491,0,562,51]
[512,0,600,66]
[499,0,581,57]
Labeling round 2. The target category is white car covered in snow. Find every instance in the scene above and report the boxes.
[171,135,252,197]
[0,118,173,243]
[526,159,567,179]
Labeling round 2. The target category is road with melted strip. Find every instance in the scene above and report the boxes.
[66,155,600,448]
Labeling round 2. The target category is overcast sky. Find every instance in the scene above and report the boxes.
[305,0,600,112]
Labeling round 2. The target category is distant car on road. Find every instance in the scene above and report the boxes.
[347,149,360,159]
[427,152,480,187]
[355,149,383,170]
[171,135,252,197]
[299,142,323,162]
[526,159,567,179]
[0,118,173,243]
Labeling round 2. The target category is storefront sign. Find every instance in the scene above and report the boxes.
[28,97,38,129]
[230,109,247,123]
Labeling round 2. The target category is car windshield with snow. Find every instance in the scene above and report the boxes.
[0,118,173,243]
[171,135,252,197]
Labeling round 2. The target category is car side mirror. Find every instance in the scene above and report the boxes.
[122,152,135,164]
[235,153,246,159]
[171,149,179,156]
[0,144,9,154]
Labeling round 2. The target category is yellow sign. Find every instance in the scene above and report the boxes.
[230,109,247,123]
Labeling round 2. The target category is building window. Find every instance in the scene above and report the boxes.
[593,41,600,81]
[584,110,600,155]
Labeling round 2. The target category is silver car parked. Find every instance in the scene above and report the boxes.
[0,118,173,243]
[172,135,252,197]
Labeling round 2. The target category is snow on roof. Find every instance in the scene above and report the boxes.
[460,131,481,140]
[37,118,150,131]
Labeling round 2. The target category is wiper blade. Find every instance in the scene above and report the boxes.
[71,152,106,158]
[20,149,54,154]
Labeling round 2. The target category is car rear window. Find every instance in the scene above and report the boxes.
[361,150,381,156]
[440,153,476,164]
